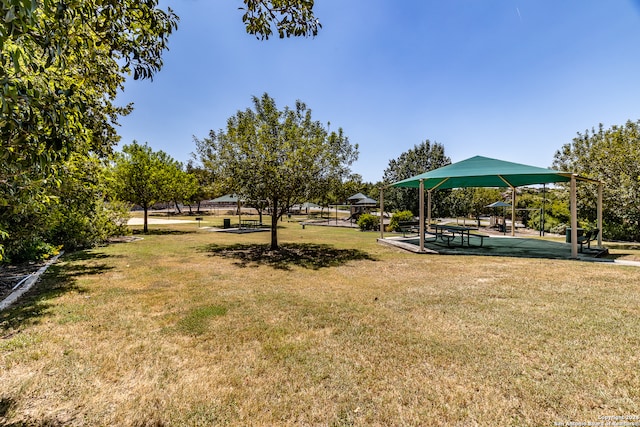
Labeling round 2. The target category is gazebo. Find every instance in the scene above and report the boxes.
[347,193,378,218]
[381,156,603,258]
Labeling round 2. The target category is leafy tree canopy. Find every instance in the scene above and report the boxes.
[553,119,640,241]
[382,140,450,216]
[195,93,358,250]
[110,141,189,233]
[1,0,321,260]
[241,0,321,39]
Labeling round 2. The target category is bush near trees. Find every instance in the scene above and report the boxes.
[1,154,130,263]
[357,213,378,231]
[389,210,415,232]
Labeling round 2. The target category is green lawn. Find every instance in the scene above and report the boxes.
[1,219,640,426]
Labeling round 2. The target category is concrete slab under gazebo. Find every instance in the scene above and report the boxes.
[378,233,608,261]
[379,156,603,259]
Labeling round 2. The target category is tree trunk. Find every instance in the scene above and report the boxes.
[143,204,149,233]
[270,198,279,250]
[174,200,182,214]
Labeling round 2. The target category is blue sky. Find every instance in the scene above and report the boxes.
[116,1,640,183]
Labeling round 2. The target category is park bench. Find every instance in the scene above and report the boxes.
[578,228,599,253]
[397,221,419,237]
[438,231,489,247]
[467,232,490,247]
[433,224,489,247]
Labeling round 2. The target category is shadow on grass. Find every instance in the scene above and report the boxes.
[0,251,114,331]
[201,243,377,270]
[604,253,640,262]
[0,395,66,426]
[132,229,196,236]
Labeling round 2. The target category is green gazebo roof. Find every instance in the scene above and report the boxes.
[390,155,596,190]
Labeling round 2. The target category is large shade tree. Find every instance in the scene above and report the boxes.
[382,141,451,216]
[553,119,640,241]
[1,0,321,260]
[110,141,190,233]
[1,0,179,259]
[195,93,358,250]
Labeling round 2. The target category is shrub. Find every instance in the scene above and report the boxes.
[47,200,131,252]
[389,210,415,232]
[6,236,61,264]
[549,223,568,235]
[357,213,378,231]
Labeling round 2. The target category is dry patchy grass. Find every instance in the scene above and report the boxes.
[1,221,639,426]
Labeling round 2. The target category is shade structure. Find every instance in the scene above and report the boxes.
[347,192,369,201]
[382,155,603,258]
[390,156,597,190]
[486,201,512,208]
[355,196,377,205]
[210,194,243,203]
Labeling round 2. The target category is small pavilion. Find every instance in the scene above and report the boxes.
[347,193,378,219]
[380,156,603,258]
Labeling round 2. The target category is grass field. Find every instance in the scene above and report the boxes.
[1,216,640,426]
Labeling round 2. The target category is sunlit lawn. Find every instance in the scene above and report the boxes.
[1,217,640,426]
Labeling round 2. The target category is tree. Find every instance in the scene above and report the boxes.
[0,153,129,262]
[469,188,502,227]
[110,141,185,233]
[1,0,179,259]
[185,160,216,213]
[45,154,131,252]
[165,165,199,214]
[1,0,320,260]
[553,120,640,241]
[195,93,358,250]
[382,141,451,215]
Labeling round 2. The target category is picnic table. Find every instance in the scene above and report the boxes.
[433,224,488,247]
[240,219,260,229]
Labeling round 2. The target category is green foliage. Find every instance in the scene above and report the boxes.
[1,0,177,261]
[383,140,450,215]
[185,160,216,212]
[45,154,131,251]
[0,228,7,261]
[241,0,321,39]
[389,210,415,232]
[110,141,188,232]
[6,235,61,264]
[165,163,199,214]
[443,188,504,226]
[553,120,640,241]
[357,213,378,231]
[1,0,179,199]
[0,0,322,261]
[1,154,131,262]
[522,188,569,233]
[195,93,358,250]
[46,200,131,252]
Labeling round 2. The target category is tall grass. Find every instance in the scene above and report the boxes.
[1,220,639,426]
